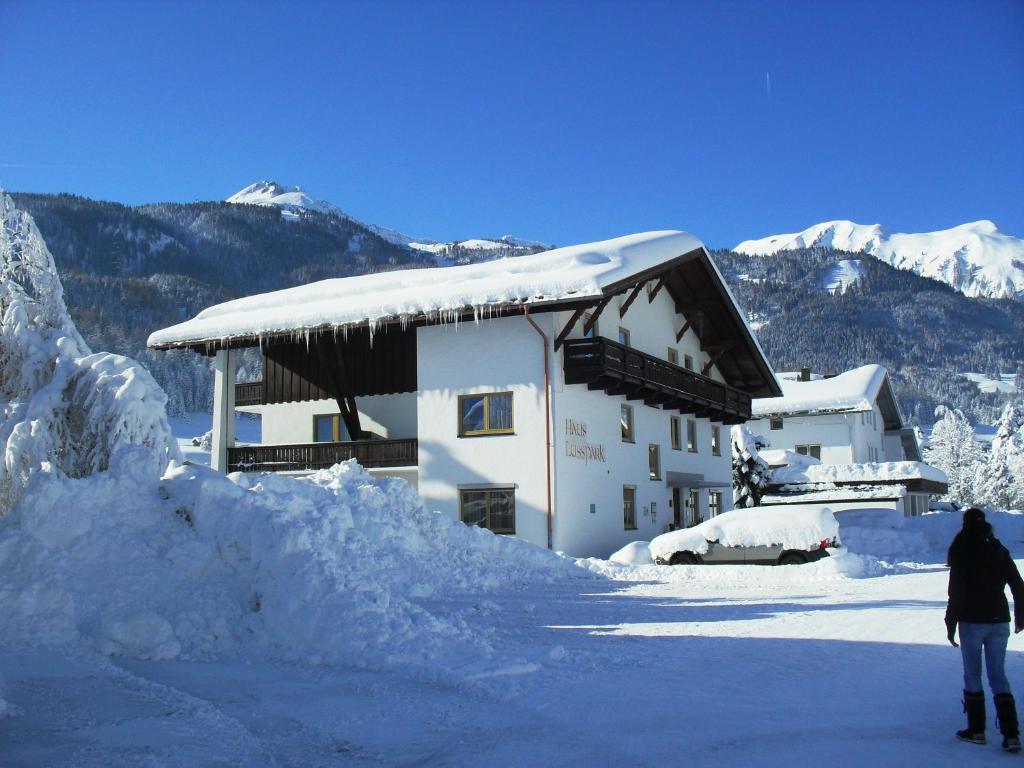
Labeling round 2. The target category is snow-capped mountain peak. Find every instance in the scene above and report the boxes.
[226,181,343,216]
[736,219,1024,301]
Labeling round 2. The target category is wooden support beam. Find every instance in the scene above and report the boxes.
[554,306,588,351]
[647,274,668,303]
[618,282,645,318]
[316,342,363,440]
[701,344,734,376]
[582,295,613,336]
[675,320,692,343]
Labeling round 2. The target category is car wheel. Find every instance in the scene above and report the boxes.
[669,552,698,565]
[778,552,807,566]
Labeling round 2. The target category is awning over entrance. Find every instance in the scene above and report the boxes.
[665,471,731,489]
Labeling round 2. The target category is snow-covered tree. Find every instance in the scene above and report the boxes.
[0,192,179,513]
[731,425,771,508]
[975,402,1024,511]
[923,405,984,506]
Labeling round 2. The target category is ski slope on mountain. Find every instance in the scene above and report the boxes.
[736,219,1024,301]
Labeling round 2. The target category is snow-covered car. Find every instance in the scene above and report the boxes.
[650,504,840,566]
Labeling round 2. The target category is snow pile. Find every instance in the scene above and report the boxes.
[147,231,705,347]
[735,219,1024,301]
[0,453,586,665]
[751,364,887,417]
[649,504,839,560]
[772,460,947,486]
[609,540,654,565]
[0,193,179,513]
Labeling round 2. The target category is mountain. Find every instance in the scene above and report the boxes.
[226,180,548,264]
[735,220,1024,301]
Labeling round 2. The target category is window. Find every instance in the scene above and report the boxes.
[314,414,341,442]
[583,312,597,338]
[709,491,722,517]
[621,404,635,443]
[687,489,701,526]
[769,417,784,430]
[460,488,515,534]
[684,354,694,371]
[458,392,513,436]
[648,444,661,480]
[623,486,637,530]
[795,444,821,460]
[667,348,679,365]
[670,415,682,450]
[711,425,721,456]
[687,418,697,452]
[618,327,631,347]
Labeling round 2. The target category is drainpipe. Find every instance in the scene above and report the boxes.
[522,306,554,550]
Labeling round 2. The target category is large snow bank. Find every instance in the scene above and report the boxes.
[649,504,839,560]
[148,231,704,347]
[0,451,586,666]
[0,193,178,512]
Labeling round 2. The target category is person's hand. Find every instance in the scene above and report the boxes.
[948,629,959,647]
[1015,618,1023,634]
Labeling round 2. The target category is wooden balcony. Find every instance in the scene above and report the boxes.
[562,338,752,424]
[227,438,418,473]
[235,381,263,406]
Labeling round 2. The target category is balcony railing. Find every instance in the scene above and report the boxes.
[235,381,263,406]
[562,337,751,424]
[227,438,418,473]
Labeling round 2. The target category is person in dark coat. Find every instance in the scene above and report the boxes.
[946,507,1024,752]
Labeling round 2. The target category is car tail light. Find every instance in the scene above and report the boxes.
[819,539,830,550]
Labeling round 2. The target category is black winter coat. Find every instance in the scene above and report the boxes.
[945,529,1024,632]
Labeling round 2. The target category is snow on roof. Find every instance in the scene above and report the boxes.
[761,487,905,504]
[148,231,705,348]
[752,365,887,418]
[649,504,839,559]
[771,461,948,486]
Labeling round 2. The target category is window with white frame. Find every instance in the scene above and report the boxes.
[709,491,722,517]
[648,444,661,480]
[623,486,637,530]
[687,418,697,452]
[621,404,635,443]
[795,444,821,460]
[667,348,679,365]
[711,425,721,456]
[670,415,681,451]
[684,354,694,371]
[770,417,784,430]
[618,327,631,347]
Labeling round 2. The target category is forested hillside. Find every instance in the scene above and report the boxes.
[11,191,1022,424]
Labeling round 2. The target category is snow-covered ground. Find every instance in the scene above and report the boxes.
[961,372,1019,395]
[3,490,1023,766]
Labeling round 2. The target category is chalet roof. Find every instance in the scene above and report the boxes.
[751,364,903,429]
[148,230,782,397]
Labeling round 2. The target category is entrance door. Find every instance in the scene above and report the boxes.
[687,489,701,527]
[672,487,682,529]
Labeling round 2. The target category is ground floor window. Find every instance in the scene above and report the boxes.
[623,486,637,530]
[795,444,821,460]
[460,487,516,534]
[709,491,722,517]
[906,494,929,517]
[314,413,341,442]
[686,489,701,527]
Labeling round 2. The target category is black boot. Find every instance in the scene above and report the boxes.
[995,692,1021,753]
[957,690,986,745]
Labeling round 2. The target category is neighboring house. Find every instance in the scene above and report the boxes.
[748,366,947,516]
[149,231,780,557]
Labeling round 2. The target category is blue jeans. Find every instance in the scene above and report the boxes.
[960,622,1012,695]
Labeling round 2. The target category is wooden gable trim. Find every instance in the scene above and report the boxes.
[675,319,692,343]
[554,306,589,351]
[582,295,613,336]
[647,274,668,303]
[618,282,646,318]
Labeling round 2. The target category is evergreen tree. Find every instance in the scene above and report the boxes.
[731,425,772,508]
[924,406,985,505]
[975,402,1024,510]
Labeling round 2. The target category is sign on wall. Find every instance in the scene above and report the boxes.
[564,418,606,465]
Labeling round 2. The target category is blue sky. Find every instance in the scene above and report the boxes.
[1,0,1021,247]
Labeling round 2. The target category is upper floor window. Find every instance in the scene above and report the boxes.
[667,348,679,365]
[621,404,635,443]
[687,419,698,452]
[648,444,661,480]
[460,487,515,534]
[795,444,821,460]
[670,415,682,451]
[770,417,784,430]
[459,392,513,436]
[684,354,694,371]
[314,413,341,442]
[618,327,631,347]
[711,425,722,456]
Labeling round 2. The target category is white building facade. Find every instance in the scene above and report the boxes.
[151,232,780,557]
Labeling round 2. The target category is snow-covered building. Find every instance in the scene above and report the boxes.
[748,366,947,516]
[149,231,780,557]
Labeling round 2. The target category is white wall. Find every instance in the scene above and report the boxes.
[549,287,733,558]
[416,315,553,550]
[247,392,417,445]
[749,414,855,464]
